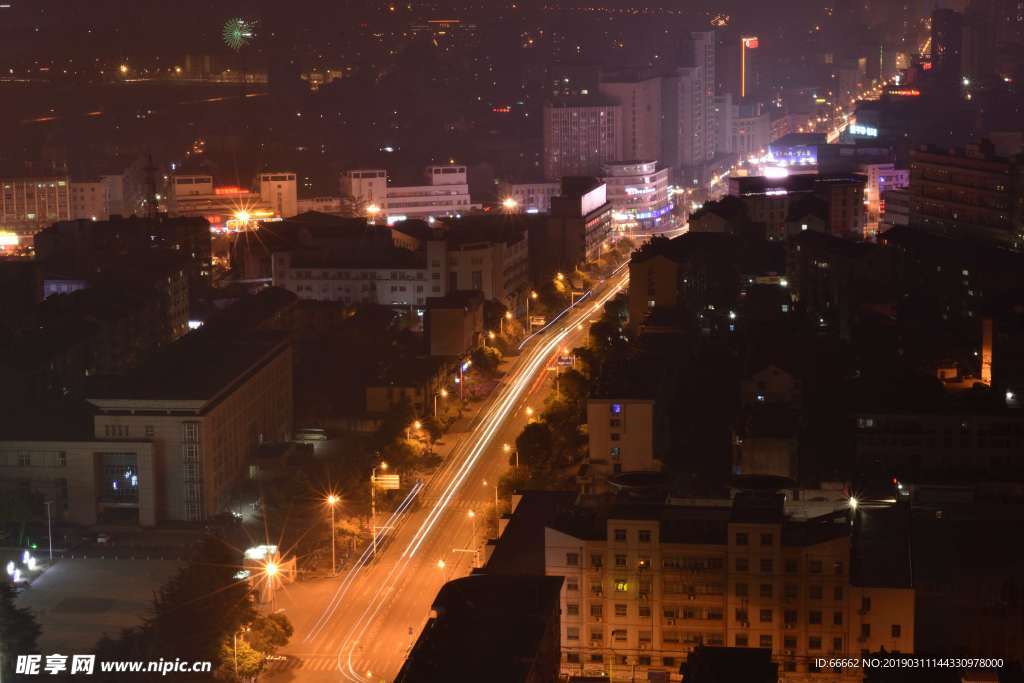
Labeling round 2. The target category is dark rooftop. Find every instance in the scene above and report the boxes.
[395,574,563,683]
[288,246,424,270]
[485,491,576,575]
[439,214,535,247]
[87,329,289,404]
[425,290,483,310]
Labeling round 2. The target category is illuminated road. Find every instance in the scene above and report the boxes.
[270,264,630,683]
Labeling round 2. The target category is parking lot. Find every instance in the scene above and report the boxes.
[16,557,183,653]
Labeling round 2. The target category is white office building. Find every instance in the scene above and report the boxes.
[340,165,475,223]
[258,171,298,218]
[497,181,561,213]
[601,161,672,232]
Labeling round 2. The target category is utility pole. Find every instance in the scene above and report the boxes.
[44,500,53,560]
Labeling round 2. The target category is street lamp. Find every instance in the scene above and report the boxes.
[525,406,534,420]
[264,561,279,610]
[501,310,512,335]
[437,558,447,582]
[434,388,448,417]
[366,204,381,223]
[503,442,519,468]
[371,462,388,555]
[484,479,498,511]
[526,290,538,331]
[502,197,518,212]
[326,494,340,576]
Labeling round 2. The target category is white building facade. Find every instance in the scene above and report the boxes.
[601,162,672,232]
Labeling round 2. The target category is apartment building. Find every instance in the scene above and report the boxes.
[0,176,71,247]
[545,495,913,682]
[580,399,658,493]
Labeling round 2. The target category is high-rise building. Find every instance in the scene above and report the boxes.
[740,36,760,100]
[964,0,1024,80]
[691,31,718,163]
[931,9,965,84]
[542,99,623,180]
[598,76,664,164]
[664,30,718,176]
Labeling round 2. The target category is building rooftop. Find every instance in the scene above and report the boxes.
[425,290,484,310]
[396,574,563,683]
[730,172,866,196]
[772,132,828,148]
[878,224,1024,273]
[691,196,749,223]
[287,246,425,270]
[438,214,535,247]
[486,491,577,575]
[87,329,289,404]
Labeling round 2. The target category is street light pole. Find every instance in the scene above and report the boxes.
[44,500,53,560]
[434,388,448,417]
[370,461,388,556]
[326,494,339,576]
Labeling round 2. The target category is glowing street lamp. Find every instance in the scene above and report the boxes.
[326,494,340,575]
[484,479,498,510]
[366,204,381,223]
[263,561,279,610]
[437,558,448,582]
[434,388,448,417]
[526,290,539,331]
[502,197,519,212]
[370,461,388,555]
[525,406,534,419]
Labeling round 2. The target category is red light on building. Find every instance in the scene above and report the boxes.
[491,106,511,113]
[742,36,759,49]
[214,186,245,195]
[922,62,933,71]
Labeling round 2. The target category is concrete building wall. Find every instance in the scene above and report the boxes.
[627,254,681,327]
[546,511,914,681]
[587,399,656,475]
[543,102,624,180]
[599,78,663,164]
[259,172,298,218]
[0,440,156,526]
[70,180,108,221]
[89,346,292,522]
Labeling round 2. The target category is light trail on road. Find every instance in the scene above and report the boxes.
[305,270,629,682]
[302,481,424,644]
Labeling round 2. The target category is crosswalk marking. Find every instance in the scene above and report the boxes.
[264,655,339,673]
